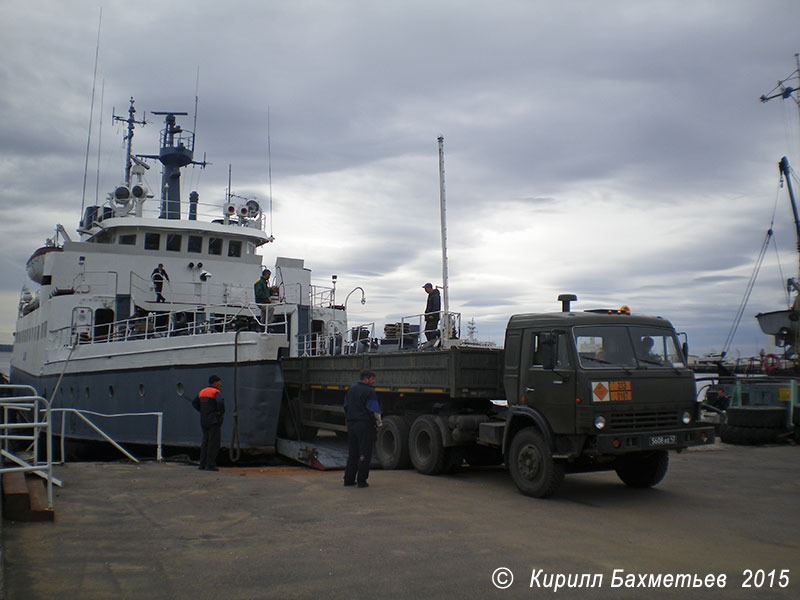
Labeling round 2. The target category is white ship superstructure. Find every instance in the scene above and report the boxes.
[11,99,348,452]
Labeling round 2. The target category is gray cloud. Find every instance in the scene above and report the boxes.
[1,0,799,355]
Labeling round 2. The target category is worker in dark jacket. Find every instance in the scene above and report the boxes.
[192,375,225,471]
[422,282,441,341]
[343,370,382,488]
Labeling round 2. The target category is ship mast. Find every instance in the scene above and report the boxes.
[112,98,147,185]
[138,110,207,220]
[761,55,800,279]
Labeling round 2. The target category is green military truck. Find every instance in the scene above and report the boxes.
[280,296,715,497]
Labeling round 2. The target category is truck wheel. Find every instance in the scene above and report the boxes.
[409,415,447,475]
[507,427,564,498]
[614,450,669,489]
[376,416,412,470]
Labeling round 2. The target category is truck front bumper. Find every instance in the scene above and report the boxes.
[594,425,715,454]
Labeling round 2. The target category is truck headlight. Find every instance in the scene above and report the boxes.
[682,411,692,425]
[594,416,606,430]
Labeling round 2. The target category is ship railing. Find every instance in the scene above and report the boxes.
[0,384,56,510]
[383,311,462,350]
[130,272,253,307]
[55,302,289,347]
[310,284,336,309]
[295,322,376,357]
[89,199,265,232]
[51,408,163,464]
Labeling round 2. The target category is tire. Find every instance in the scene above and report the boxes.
[376,415,412,470]
[614,450,669,489]
[507,427,565,498]
[721,423,782,445]
[741,427,782,445]
[726,406,786,429]
[409,415,447,475]
[720,423,747,445]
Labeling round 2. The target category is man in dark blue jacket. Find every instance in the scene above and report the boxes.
[343,370,382,488]
[192,375,225,471]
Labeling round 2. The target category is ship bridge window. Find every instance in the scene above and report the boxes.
[145,233,161,250]
[119,234,137,246]
[188,235,202,253]
[208,237,222,255]
[167,234,182,252]
[228,240,242,258]
[94,230,112,244]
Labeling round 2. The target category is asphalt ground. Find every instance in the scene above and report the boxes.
[2,442,799,600]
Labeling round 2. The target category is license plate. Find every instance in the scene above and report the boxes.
[648,434,677,447]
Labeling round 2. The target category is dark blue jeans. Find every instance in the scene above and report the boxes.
[344,420,376,484]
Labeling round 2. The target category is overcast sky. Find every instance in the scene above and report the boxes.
[2,0,800,358]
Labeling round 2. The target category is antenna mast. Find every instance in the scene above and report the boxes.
[81,7,102,215]
[112,98,147,185]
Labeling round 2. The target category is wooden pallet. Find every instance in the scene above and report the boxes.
[2,472,55,522]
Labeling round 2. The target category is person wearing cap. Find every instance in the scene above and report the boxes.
[343,370,382,488]
[422,283,441,341]
[192,375,225,471]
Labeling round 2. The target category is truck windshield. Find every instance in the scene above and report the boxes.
[573,325,685,369]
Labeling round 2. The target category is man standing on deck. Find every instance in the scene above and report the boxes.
[343,370,382,488]
[152,264,170,303]
[422,283,441,341]
[192,375,225,471]
[254,268,278,324]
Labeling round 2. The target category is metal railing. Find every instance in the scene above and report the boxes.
[0,384,56,509]
[52,409,164,464]
[294,312,462,357]
[52,303,289,348]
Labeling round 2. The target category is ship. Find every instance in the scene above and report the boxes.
[10,98,349,455]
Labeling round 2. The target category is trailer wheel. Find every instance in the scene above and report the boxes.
[507,427,564,498]
[614,450,669,489]
[376,416,412,470]
[409,415,447,475]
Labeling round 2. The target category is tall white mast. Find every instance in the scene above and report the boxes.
[438,136,450,342]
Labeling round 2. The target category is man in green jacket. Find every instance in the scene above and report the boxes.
[254,269,277,325]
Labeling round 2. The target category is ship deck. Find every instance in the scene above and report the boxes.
[2,442,799,599]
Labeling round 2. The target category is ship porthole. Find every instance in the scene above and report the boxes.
[139,384,145,397]
[108,385,115,398]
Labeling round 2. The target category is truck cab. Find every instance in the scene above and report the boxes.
[499,305,714,496]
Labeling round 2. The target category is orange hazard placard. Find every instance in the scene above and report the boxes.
[592,382,609,402]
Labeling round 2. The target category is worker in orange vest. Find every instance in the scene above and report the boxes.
[192,375,225,471]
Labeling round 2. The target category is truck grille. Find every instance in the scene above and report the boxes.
[608,410,679,431]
